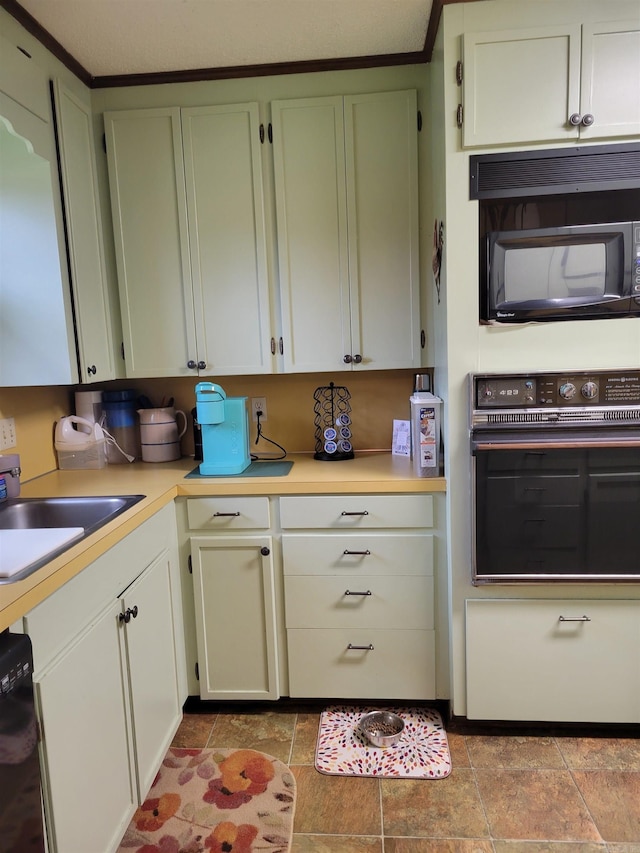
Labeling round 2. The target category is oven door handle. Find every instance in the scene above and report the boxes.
[472,437,640,451]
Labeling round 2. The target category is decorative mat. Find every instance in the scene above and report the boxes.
[117,747,296,853]
[315,705,451,779]
[185,460,293,478]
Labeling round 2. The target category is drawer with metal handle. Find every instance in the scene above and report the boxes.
[286,628,436,699]
[284,574,434,630]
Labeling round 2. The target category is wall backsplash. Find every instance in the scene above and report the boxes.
[1,369,427,482]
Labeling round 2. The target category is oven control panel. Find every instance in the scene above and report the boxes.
[474,370,640,409]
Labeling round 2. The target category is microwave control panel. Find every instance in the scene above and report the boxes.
[474,370,640,409]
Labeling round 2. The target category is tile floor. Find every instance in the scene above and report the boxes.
[171,705,640,852]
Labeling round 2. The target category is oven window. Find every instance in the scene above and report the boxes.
[474,446,640,580]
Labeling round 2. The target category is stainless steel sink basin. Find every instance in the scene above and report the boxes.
[0,495,145,533]
[0,495,145,584]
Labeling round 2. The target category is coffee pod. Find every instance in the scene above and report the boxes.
[324,427,337,441]
[324,440,337,454]
[339,426,351,439]
[336,413,351,427]
[338,439,352,453]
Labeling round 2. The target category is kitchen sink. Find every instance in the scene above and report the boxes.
[0,495,145,584]
[0,495,145,532]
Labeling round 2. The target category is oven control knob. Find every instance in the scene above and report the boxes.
[559,382,577,400]
[581,381,598,400]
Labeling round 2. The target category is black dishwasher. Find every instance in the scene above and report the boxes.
[0,631,45,852]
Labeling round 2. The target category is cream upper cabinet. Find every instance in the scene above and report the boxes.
[0,36,78,387]
[462,19,640,148]
[53,80,121,382]
[104,103,273,378]
[181,104,272,375]
[580,20,640,140]
[271,90,421,373]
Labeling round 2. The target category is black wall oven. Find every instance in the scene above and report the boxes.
[471,370,640,583]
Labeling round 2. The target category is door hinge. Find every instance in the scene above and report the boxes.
[120,341,125,360]
[268,123,273,143]
[259,123,265,144]
[188,554,192,574]
[195,661,199,681]
[417,110,422,132]
[456,60,463,85]
[456,104,464,129]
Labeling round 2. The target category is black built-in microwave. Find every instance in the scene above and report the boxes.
[482,220,640,323]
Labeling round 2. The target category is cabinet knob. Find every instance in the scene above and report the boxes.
[353,353,362,364]
[87,364,97,376]
[569,113,583,126]
[581,113,595,127]
[119,606,139,624]
[198,360,206,370]
[187,360,197,369]
[260,546,270,556]
[343,354,352,363]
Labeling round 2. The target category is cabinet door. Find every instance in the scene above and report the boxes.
[191,535,279,700]
[105,107,197,377]
[35,602,135,853]
[182,103,273,375]
[466,599,640,723]
[53,80,120,382]
[0,91,78,386]
[462,26,582,147]
[580,21,640,139]
[271,96,351,373]
[120,549,182,800]
[344,90,420,369]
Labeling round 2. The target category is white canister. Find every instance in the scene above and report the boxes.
[138,408,187,463]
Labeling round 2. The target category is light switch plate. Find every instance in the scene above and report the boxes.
[0,417,16,450]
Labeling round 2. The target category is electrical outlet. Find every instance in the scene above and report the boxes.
[251,397,267,422]
[0,417,16,450]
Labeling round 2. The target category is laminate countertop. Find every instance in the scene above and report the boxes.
[0,452,445,630]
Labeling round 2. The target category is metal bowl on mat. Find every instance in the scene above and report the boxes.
[358,711,404,748]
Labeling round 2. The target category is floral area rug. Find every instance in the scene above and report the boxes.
[315,705,451,779]
[117,747,296,853]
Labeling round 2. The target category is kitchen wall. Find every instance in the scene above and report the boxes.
[0,368,424,482]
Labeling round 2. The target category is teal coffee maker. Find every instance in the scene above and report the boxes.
[195,382,251,475]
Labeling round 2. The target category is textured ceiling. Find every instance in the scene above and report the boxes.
[12,0,435,79]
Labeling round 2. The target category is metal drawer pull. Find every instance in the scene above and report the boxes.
[344,590,372,596]
[343,549,371,556]
[347,643,374,651]
[213,511,241,517]
[558,615,591,622]
[341,510,369,516]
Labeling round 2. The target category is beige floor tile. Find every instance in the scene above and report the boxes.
[466,736,565,769]
[475,768,601,842]
[290,835,382,852]
[291,765,381,836]
[385,839,493,852]
[572,770,640,843]
[381,769,489,838]
[557,738,640,771]
[170,712,217,747]
[291,712,321,764]
[447,732,471,768]
[206,710,296,764]
[607,845,640,853]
